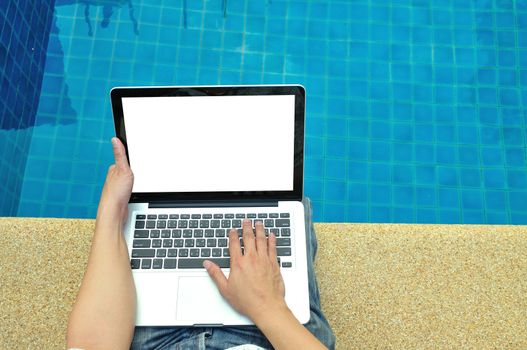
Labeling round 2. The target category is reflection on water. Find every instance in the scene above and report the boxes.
[56,0,139,36]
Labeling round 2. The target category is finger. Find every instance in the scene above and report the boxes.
[203,260,228,296]
[111,137,129,171]
[254,220,267,256]
[268,232,278,264]
[228,228,242,262]
[242,219,256,255]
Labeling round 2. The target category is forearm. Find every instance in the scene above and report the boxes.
[66,208,136,349]
[254,305,327,350]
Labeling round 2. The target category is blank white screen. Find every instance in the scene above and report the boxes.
[122,95,295,193]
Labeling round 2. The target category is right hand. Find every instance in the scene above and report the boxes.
[204,219,287,322]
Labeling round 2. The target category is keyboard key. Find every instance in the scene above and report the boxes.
[181,214,190,219]
[133,239,151,248]
[153,259,163,269]
[150,230,160,238]
[178,220,188,228]
[131,259,141,269]
[183,229,193,238]
[235,213,245,218]
[232,219,242,228]
[281,228,291,237]
[189,220,199,228]
[163,239,173,248]
[135,221,145,229]
[147,214,157,219]
[178,258,230,269]
[161,230,171,238]
[247,213,256,218]
[196,239,206,247]
[174,239,184,247]
[136,214,146,220]
[194,229,204,238]
[157,221,166,229]
[264,219,274,227]
[158,214,168,219]
[218,238,228,247]
[207,238,217,247]
[213,214,223,219]
[132,249,155,258]
[201,248,211,257]
[282,262,292,268]
[185,239,195,247]
[275,219,290,227]
[203,214,212,219]
[134,230,149,238]
[221,219,231,228]
[152,239,162,248]
[276,238,291,246]
[190,249,200,257]
[172,229,182,238]
[178,248,189,257]
[199,220,209,228]
[215,229,226,237]
[270,228,280,237]
[205,229,215,237]
[225,213,234,219]
[164,258,177,269]
[169,214,179,219]
[141,259,152,269]
[258,213,268,218]
[276,247,291,256]
[168,249,178,257]
[167,220,177,228]
[146,221,156,229]
[223,248,230,257]
[211,220,220,228]
[280,213,290,218]
[269,213,279,218]
[156,249,167,257]
[212,248,222,257]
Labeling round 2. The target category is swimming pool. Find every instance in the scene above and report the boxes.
[1,0,526,223]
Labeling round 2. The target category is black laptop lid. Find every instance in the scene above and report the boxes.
[110,85,305,203]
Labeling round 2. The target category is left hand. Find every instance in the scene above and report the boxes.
[97,137,134,225]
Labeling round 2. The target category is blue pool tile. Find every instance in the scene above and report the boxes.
[393,186,414,206]
[325,158,346,180]
[348,204,368,223]
[414,124,435,142]
[348,161,368,182]
[509,191,527,212]
[416,187,436,206]
[347,140,368,161]
[460,168,482,187]
[370,141,391,161]
[463,210,485,224]
[370,206,391,223]
[505,148,526,167]
[416,208,437,223]
[438,188,459,208]
[45,183,69,203]
[481,147,504,166]
[458,146,480,165]
[305,178,323,201]
[439,209,461,224]
[415,165,436,185]
[370,185,391,205]
[393,143,413,162]
[507,170,527,189]
[348,182,367,203]
[393,207,414,223]
[486,211,508,225]
[462,189,484,210]
[371,121,391,139]
[323,202,346,222]
[393,164,413,184]
[370,163,391,183]
[436,146,457,165]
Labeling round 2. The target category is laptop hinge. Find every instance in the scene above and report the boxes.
[148,200,279,209]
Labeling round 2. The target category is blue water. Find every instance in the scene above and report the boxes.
[6,0,527,223]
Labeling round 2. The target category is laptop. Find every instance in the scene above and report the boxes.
[110,85,310,326]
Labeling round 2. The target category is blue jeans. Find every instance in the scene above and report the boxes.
[131,198,336,350]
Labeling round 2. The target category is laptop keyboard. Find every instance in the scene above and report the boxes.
[130,212,293,270]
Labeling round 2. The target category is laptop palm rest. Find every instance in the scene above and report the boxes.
[176,276,250,325]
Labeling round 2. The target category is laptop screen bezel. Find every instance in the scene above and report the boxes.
[110,85,305,203]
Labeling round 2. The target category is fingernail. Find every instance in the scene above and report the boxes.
[203,260,211,269]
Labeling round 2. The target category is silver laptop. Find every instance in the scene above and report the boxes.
[110,85,310,326]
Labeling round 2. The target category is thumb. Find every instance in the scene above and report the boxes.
[111,137,129,171]
[203,260,228,296]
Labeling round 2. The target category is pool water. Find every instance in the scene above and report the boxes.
[3,0,527,223]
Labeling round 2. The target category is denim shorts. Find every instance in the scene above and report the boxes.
[130,197,336,350]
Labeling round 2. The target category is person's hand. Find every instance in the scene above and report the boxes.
[204,220,287,322]
[96,137,134,226]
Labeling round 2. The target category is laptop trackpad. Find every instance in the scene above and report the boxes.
[176,276,243,324]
